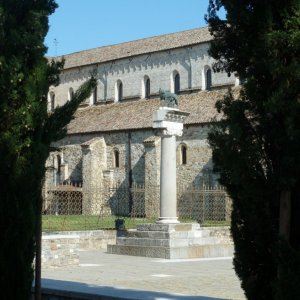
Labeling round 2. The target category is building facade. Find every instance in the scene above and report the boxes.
[44,27,237,218]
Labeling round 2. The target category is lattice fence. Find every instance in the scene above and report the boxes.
[42,182,231,231]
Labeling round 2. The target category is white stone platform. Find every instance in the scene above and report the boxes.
[107,223,233,259]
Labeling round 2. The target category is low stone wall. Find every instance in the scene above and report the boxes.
[42,230,117,268]
[41,228,230,268]
[206,226,231,237]
[56,230,117,250]
[205,226,232,245]
[42,234,80,268]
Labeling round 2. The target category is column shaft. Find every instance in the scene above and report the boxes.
[157,134,179,223]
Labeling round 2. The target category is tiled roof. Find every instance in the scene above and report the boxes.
[54,27,211,70]
[66,89,228,135]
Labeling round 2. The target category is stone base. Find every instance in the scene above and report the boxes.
[107,223,233,259]
[156,217,180,224]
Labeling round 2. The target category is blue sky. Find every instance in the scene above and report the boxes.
[45,0,214,57]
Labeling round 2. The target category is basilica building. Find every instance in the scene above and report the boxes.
[44,27,237,218]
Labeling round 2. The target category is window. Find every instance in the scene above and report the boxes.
[118,82,122,101]
[55,154,61,185]
[206,68,212,91]
[68,88,74,101]
[180,144,187,165]
[145,78,150,99]
[171,70,180,94]
[237,75,246,86]
[115,80,123,102]
[113,149,120,168]
[49,92,55,112]
[90,87,97,105]
[92,86,97,104]
[202,66,213,91]
[56,155,61,175]
[141,76,150,99]
[174,73,180,94]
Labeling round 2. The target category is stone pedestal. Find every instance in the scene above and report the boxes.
[107,223,233,259]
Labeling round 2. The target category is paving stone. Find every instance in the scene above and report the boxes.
[41,249,246,299]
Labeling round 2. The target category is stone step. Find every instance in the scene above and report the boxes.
[125,228,210,239]
[107,244,168,258]
[169,244,234,259]
[136,223,201,232]
[116,236,221,247]
[107,244,234,259]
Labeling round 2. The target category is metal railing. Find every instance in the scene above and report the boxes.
[42,183,231,232]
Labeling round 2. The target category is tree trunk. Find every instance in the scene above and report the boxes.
[279,190,291,242]
[35,205,42,300]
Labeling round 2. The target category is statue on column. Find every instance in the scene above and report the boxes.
[159,89,179,108]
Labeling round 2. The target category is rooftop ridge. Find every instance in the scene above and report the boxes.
[50,27,212,70]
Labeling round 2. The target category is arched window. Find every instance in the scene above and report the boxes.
[90,87,97,105]
[180,144,187,165]
[236,75,246,86]
[206,68,212,91]
[113,149,120,168]
[171,70,180,94]
[57,155,61,175]
[54,154,61,185]
[141,76,150,99]
[68,87,74,101]
[118,82,122,101]
[174,73,180,94]
[145,78,150,99]
[115,80,123,102]
[49,92,55,112]
[202,66,213,91]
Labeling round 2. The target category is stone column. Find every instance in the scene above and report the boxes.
[159,133,177,223]
[143,136,160,218]
[153,107,189,224]
[81,137,107,215]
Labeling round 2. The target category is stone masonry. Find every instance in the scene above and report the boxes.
[44,28,236,219]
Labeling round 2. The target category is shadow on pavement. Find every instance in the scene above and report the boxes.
[39,278,230,300]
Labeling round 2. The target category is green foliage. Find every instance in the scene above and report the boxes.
[0,1,96,299]
[274,239,300,300]
[206,1,300,299]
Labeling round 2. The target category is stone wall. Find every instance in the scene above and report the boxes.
[47,230,117,250]
[48,124,215,189]
[42,234,80,268]
[41,231,116,268]
[45,123,218,218]
[62,145,83,182]
[49,43,235,107]
[177,125,217,187]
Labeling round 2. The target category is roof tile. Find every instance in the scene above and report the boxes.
[52,27,211,70]
[66,89,228,135]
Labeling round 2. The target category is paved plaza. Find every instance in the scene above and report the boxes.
[42,249,246,300]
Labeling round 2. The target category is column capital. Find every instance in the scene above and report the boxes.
[153,107,190,137]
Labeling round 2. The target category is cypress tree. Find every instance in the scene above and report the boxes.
[206,1,300,299]
[0,1,96,298]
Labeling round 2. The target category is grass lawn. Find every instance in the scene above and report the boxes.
[42,215,229,232]
[42,215,156,232]
[201,220,230,227]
